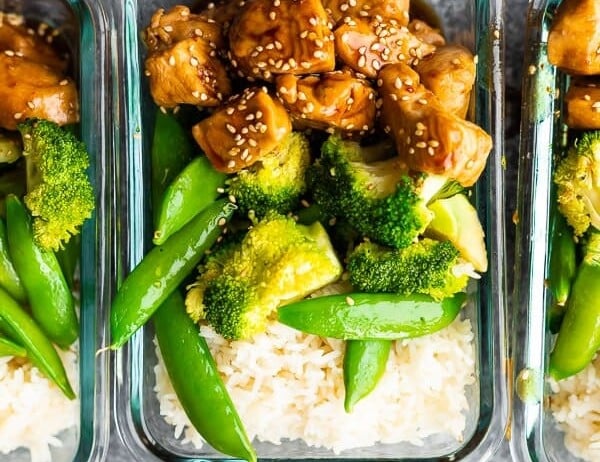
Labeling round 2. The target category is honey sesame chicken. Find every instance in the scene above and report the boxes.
[192,87,292,173]
[145,37,231,108]
[322,0,409,27]
[408,19,445,47]
[547,0,600,76]
[563,81,600,129]
[379,63,492,187]
[333,18,435,79]
[415,45,476,119]
[228,0,335,80]
[276,71,376,133]
[0,14,67,72]
[0,54,78,130]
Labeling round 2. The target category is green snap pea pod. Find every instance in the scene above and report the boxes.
[5,195,78,349]
[0,286,75,398]
[278,292,466,340]
[0,217,26,303]
[0,336,26,357]
[547,209,577,333]
[549,231,600,380]
[110,199,235,349]
[154,291,257,462]
[56,234,81,291]
[153,156,227,245]
[343,339,391,412]
[151,110,195,223]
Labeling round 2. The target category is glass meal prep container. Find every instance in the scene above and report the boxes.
[511,0,600,461]
[111,0,508,460]
[0,0,113,461]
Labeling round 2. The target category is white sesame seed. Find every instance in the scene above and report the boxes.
[226,123,237,134]
[358,55,366,67]
[13,112,22,120]
[168,55,176,66]
[394,77,403,89]
[226,107,235,115]
[227,160,236,169]
[346,296,355,305]
[59,79,69,86]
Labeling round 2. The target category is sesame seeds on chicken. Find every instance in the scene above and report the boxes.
[322,0,409,27]
[334,18,435,78]
[192,87,291,172]
[228,0,335,80]
[276,70,376,134]
[379,63,492,187]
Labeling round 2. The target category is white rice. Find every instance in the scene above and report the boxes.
[550,355,600,462]
[0,347,79,462]
[154,317,476,454]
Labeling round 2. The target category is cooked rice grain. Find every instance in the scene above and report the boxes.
[550,356,600,462]
[0,348,79,462]
[154,317,475,454]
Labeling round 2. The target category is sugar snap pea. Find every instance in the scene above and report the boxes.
[5,195,78,349]
[110,199,235,348]
[154,291,257,462]
[0,337,26,357]
[153,155,227,245]
[0,286,75,398]
[549,231,600,380]
[547,208,577,332]
[343,339,391,412]
[0,217,26,304]
[278,292,466,339]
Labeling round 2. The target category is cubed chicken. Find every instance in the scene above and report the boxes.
[379,63,492,187]
[548,0,600,75]
[144,5,224,53]
[334,18,435,78]
[408,19,445,47]
[145,37,231,108]
[192,87,292,172]
[415,45,476,119]
[228,0,335,80]
[322,0,409,26]
[276,71,376,134]
[564,81,600,129]
[0,55,79,130]
[0,15,67,71]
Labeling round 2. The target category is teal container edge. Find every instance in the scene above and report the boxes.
[112,0,509,461]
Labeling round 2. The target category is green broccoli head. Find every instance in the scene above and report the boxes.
[186,212,343,340]
[347,239,472,300]
[202,275,267,340]
[554,131,600,237]
[17,119,94,251]
[307,136,447,249]
[227,132,311,218]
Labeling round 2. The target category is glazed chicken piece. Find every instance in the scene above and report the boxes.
[0,55,79,130]
[415,45,476,119]
[145,37,231,108]
[276,70,377,134]
[408,19,445,47]
[0,17,67,72]
[144,5,224,52]
[334,18,435,78]
[228,0,335,80]
[564,81,600,129]
[547,0,600,75]
[322,0,409,26]
[379,63,492,187]
[192,87,292,172]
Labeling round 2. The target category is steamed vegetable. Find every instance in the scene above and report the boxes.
[186,212,343,340]
[18,119,94,251]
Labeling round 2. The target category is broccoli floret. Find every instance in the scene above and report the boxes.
[347,239,473,300]
[554,131,600,237]
[307,136,448,249]
[186,213,343,340]
[227,132,311,217]
[17,119,94,251]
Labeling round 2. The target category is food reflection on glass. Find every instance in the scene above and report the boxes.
[110,0,492,459]
[539,0,600,461]
[0,10,95,462]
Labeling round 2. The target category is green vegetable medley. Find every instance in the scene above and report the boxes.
[108,0,494,459]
